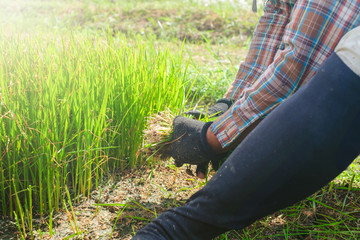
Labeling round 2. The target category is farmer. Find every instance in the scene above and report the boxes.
[132,0,360,239]
[185,0,360,179]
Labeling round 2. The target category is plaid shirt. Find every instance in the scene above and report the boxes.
[211,0,360,148]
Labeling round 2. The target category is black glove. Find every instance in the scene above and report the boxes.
[185,98,233,119]
[162,116,226,174]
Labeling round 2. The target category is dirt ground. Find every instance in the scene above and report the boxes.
[1,159,360,240]
[0,160,207,240]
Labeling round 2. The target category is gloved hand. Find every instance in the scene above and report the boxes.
[162,116,227,176]
[185,98,233,119]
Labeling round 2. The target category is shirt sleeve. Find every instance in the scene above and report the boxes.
[224,0,294,100]
[335,26,360,77]
[213,0,360,148]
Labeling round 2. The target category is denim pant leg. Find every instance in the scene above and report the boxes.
[132,53,360,240]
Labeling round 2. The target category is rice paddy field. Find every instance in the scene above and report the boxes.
[0,0,360,239]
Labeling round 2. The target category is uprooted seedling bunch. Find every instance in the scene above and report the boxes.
[140,107,217,162]
[140,110,175,159]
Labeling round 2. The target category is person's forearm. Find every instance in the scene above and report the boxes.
[207,118,261,153]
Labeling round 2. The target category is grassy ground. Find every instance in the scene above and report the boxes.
[1,0,360,239]
[0,0,256,102]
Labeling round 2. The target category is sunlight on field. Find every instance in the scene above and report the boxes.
[2,1,359,240]
[0,0,257,33]
[198,0,252,7]
[0,1,255,238]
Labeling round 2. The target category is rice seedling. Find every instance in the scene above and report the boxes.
[0,30,190,231]
[138,109,175,160]
[138,106,219,162]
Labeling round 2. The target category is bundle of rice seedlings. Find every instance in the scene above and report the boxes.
[139,110,175,160]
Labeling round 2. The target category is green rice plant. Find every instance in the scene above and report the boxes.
[0,30,189,229]
[63,185,85,238]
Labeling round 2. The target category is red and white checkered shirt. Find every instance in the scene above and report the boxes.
[211,0,360,148]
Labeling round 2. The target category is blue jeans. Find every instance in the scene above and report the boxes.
[132,53,360,240]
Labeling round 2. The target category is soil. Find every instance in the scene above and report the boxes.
[1,159,359,240]
[1,160,208,240]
